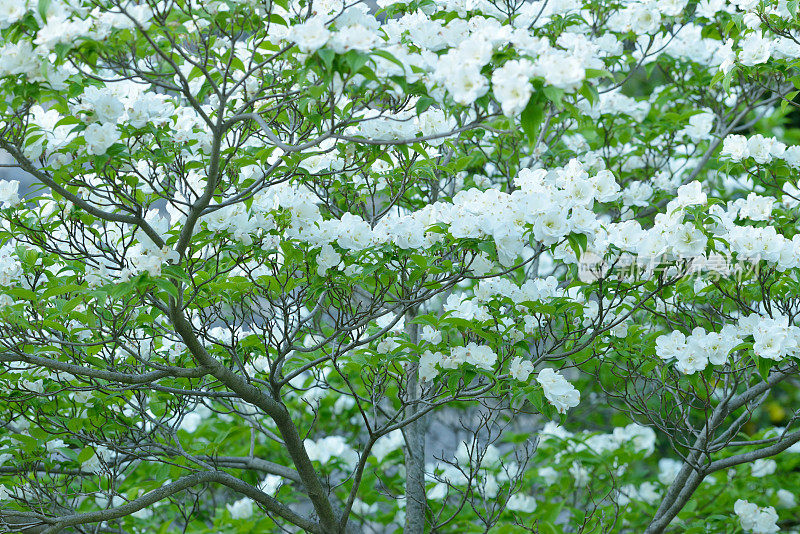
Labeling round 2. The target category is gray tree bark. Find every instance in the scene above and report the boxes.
[404,315,427,534]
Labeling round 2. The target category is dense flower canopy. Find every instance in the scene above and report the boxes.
[1,0,800,532]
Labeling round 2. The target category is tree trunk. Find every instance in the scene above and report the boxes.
[404,317,427,534]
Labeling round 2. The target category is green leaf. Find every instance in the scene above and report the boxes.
[416,96,435,116]
[42,284,83,299]
[343,51,369,74]
[13,434,39,453]
[61,296,83,314]
[543,86,565,109]
[38,0,51,21]
[77,447,95,464]
[756,357,774,382]
[585,68,614,80]
[162,265,192,284]
[578,83,598,106]
[317,48,335,70]
[372,49,405,73]
[8,287,36,300]
[154,278,179,299]
[567,233,588,259]
[520,94,544,146]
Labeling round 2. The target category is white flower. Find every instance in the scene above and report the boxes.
[534,52,585,90]
[0,180,20,208]
[536,368,580,413]
[739,33,771,66]
[593,170,621,202]
[427,482,448,500]
[258,474,283,494]
[481,474,499,498]
[376,337,400,354]
[738,192,774,222]
[538,466,559,484]
[734,499,779,534]
[304,436,358,468]
[180,412,203,433]
[670,223,707,257]
[0,0,26,29]
[629,4,662,34]
[638,482,660,505]
[372,430,404,461]
[751,458,776,477]
[445,66,489,105]
[747,134,780,164]
[81,447,109,474]
[570,461,589,487]
[336,213,373,250]
[752,321,790,361]
[776,489,795,508]
[450,343,497,370]
[506,493,537,513]
[226,497,254,520]
[675,348,708,374]
[491,59,533,116]
[82,86,124,124]
[721,134,749,162]
[292,17,330,53]
[351,498,378,516]
[328,24,378,53]
[658,0,688,16]
[533,206,571,245]
[509,356,534,381]
[621,181,653,207]
[783,146,800,168]
[613,423,657,455]
[421,325,442,344]
[676,181,707,207]
[83,122,120,155]
[316,243,341,276]
[657,458,682,485]
[419,350,441,382]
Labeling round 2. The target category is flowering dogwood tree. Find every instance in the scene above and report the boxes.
[1,0,800,532]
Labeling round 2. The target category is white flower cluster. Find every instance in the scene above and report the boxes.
[474,276,563,304]
[536,368,580,414]
[0,180,20,209]
[440,160,617,266]
[656,313,800,374]
[223,159,619,277]
[734,499,779,534]
[539,421,657,457]
[658,23,735,69]
[739,314,800,361]
[304,436,358,469]
[0,40,71,89]
[0,242,22,287]
[721,133,800,167]
[655,325,742,374]
[578,89,651,122]
[286,0,606,110]
[617,481,660,506]
[22,81,177,163]
[535,422,657,495]
[349,106,456,145]
[730,27,800,69]
[586,174,800,276]
[419,342,498,381]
